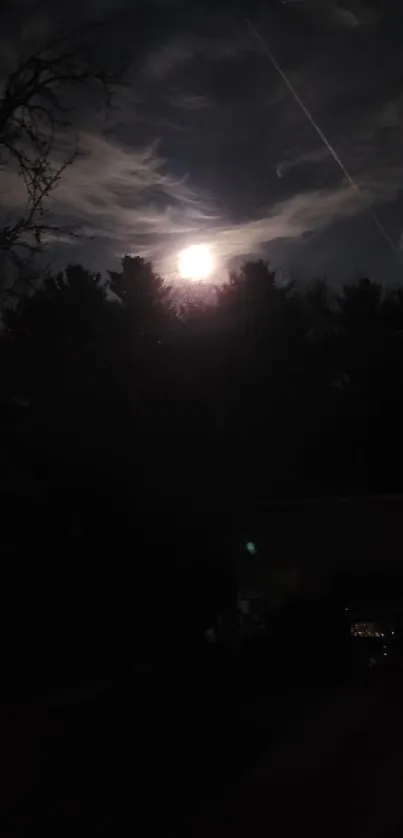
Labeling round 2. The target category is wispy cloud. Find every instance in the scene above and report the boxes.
[210,186,364,262]
[169,93,213,111]
[1,129,216,256]
[332,1,381,27]
[141,26,253,84]
[141,44,193,80]
[275,147,330,178]
[295,0,382,28]
[198,171,403,270]
[46,132,219,260]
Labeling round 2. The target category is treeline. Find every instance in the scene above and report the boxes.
[1,255,403,677]
[2,256,403,506]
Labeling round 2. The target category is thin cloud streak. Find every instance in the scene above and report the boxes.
[276,147,329,178]
[1,129,217,259]
[169,93,213,111]
[212,172,402,259]
[49,132,217,240]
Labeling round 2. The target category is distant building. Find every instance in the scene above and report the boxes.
[351,621,383,638]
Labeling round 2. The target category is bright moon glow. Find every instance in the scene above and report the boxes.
[178,244,214,281]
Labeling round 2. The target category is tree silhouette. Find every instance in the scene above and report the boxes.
[301,278,335,340]
[338,277,383,337]
[0,20,125,268]
[216,259,278,327]
[4,264,113,343]
[108,255,175,338]
[2,264,124,492]
[331,277,403,489]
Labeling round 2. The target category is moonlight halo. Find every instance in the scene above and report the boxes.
[178,244,214,281]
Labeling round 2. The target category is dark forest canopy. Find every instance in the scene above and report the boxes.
[1,254,403,664]
[2,255,403,505]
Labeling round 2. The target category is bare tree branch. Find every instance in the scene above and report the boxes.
[0,18,127,269]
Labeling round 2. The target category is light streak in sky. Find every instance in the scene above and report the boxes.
[246,18,402,268]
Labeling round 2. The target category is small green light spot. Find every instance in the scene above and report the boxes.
[246,541,257,555]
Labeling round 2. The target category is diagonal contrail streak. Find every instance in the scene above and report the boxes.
[246,18,401,267]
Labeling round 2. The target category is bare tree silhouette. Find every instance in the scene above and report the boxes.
[0,19,125,268]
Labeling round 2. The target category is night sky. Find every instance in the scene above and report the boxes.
[3,0,403,285]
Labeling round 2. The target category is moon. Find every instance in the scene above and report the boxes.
[178,244,214,281]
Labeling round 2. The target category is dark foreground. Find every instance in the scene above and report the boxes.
[0,673,403,837]
[185,683,403,838]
